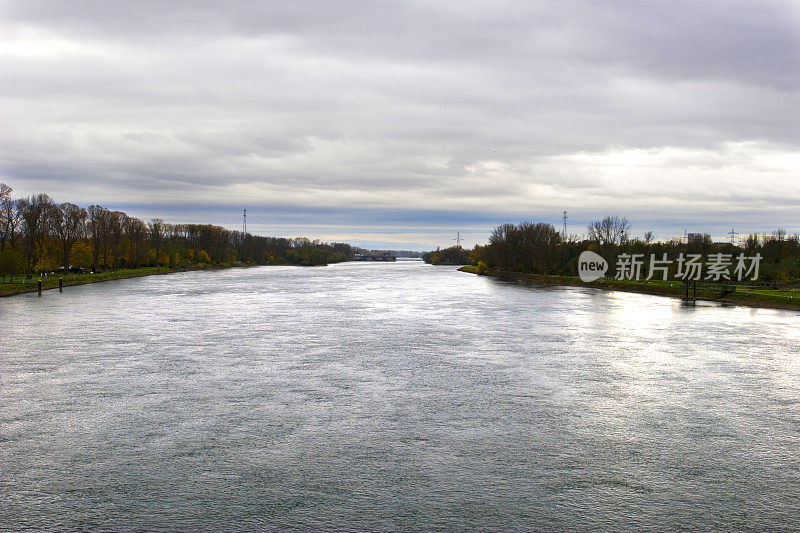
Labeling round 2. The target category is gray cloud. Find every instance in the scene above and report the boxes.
[1,0,798,247]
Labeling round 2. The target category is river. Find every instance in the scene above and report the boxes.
[2,261,799,530]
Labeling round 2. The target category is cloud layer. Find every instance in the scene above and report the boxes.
[1,0,798,247]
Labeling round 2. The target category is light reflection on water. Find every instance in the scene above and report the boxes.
[1,262,799,531]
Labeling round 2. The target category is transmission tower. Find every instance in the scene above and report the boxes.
[453,232,462,247]
[729,227,737,245]
[243,209,247,235]
[562,211,567,238]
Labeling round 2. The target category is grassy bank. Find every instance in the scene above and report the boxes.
[459,266,800,312]
[0,265,226,297]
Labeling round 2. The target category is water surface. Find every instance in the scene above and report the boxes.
[2,262,799,530]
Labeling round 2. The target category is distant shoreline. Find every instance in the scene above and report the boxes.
[0,260,409,298]
[0,265,245,298]
[459,266,800,312]
[0,260,314,298]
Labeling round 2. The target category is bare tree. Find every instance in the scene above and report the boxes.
[588,216,631,245]
[87,205,110,271]
[149,218,165,268]
[108,211,126,269]
[644,231,654,245]
[123,216,148,267]
[19,193,54,274]
[51,202,87,269]
[0,183,22,251]
[587,216,630,277]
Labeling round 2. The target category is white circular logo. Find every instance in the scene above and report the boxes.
[578,251,608,282]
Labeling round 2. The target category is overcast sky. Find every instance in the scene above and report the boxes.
[1,0,798,249]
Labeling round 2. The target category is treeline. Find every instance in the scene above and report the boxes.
[356,248,423,258]
[422,246,471,265]
[461,216,799,284]
[0,183,353,279]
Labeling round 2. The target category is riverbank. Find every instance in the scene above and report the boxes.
[459,266,800,312]
[0,264,240,297]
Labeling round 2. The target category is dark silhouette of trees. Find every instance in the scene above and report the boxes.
[0,185,356,279]
[469,222,562,273]
[0,183,22,251]
[148,219,166,269]
[108,211,126,268]
[0,184,22,280]
[50,202,87,269]
[469,217,800,286]
[422,245,471,265]
[19,193,54,273]
[87,205,110,271]
[124,216,148,267]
